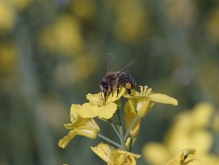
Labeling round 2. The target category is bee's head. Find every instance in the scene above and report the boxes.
[99,81,111,100]
[99,81,109,92]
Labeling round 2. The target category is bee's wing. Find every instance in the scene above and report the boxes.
[115,61,135,78]
[105,53,115,72]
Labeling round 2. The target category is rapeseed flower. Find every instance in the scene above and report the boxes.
[125,86,177,117]
[91,142,141,165]
[58,104,100,148]
[79,88,125,120]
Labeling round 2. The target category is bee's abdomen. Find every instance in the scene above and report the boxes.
[116,72,136,89]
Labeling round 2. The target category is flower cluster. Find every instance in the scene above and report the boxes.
[58,85,178,164]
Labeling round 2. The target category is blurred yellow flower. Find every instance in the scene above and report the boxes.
[14,0,33,11]
[206,7,219,45]
[113,0,149,44]
[0,0,32,34]
[0,44,17,75]
[79,88,125,120]
[165,102,214,153]
[143,142,171,165]
[125,86,178,117]
[91,142,141,165]
[40,15,84,56]
[71,0,97,21]
[72,54,98,81]
[58,104,100,148]
[0,1,16,33]
[167,148,208,165]
[142,102,219,165]
[165,0,197,27]
[212,111,219,133]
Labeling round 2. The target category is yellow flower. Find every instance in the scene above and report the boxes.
[125,86,178,117]
[79,88,125,120]
[91,142,141,165]
[142,102,218,165]
[58,104,100,148]
[167,148,208,165]
[91,142,115,163]
[112,149,141,165]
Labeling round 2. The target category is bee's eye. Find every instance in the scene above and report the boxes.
[104,84,108,89]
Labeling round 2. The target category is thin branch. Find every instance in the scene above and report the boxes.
[98,133,121,148]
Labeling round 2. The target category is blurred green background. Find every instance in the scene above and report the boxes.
[1,0,219,164]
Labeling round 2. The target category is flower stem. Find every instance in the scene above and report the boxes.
[124,115,139,141]
[109,121,120,137]
[98,133,121,148]
[110,121,126,150]
[117,125,127,150]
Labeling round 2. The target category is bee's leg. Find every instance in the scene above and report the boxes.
[100,89,105,100]
[104,92,107,101]
[111,87,114,96]
[117,82,120,97]
[127,89,132,95]
[101,92,104,100]
[126,83,132,96]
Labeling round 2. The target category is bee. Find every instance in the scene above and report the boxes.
[99,53,136,100]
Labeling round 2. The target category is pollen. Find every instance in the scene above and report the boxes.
[126,83,132,89]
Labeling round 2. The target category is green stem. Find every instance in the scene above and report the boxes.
[110,121,126,150]
[98,133,121,148]
[117,125,127,151]
[109,121,120,137]
[124,115,139,141]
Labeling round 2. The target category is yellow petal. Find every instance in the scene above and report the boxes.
[91,142,115,163]
[70,104,81,114]
[79,103,98,118]
[117,149,141,158]
[97,103,117,119]
[86,118,100,131]
[86,93,102,106]
[112,150,127,165]
[183,159,209,165]
[136,98,150,117]
[166,148,208,165]
[125,102,141,145]
[58,130,77,148]
[70,104,82,123]
[192,102,214,128]
[64,123,75,129]
[79,102,117,119]
[149,93,178,106]
[75,126,99,139]
[112,149,141,165]
[106,87,125,104]
[142,142,170,165]
[128,99,137,113]
[64,118,91,129]
[127,97,151,117]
